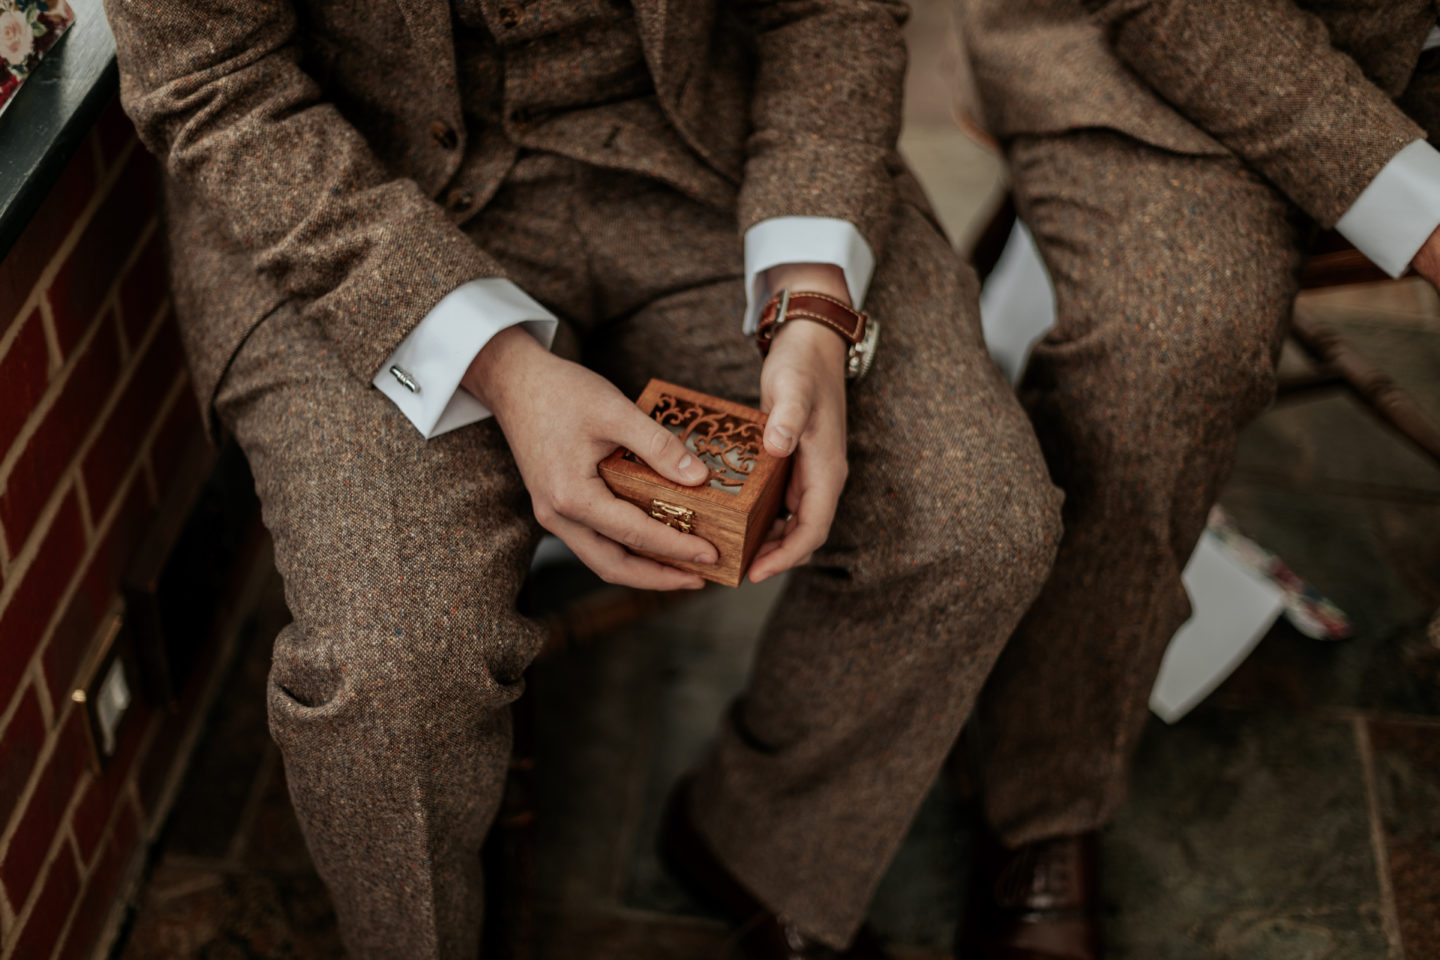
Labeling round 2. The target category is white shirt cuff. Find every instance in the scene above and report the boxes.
[373,278,558,438]
[742,216,876,334]
[1334,139,1440,278]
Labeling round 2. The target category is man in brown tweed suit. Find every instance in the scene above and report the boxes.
[954,0,1440,956]
[104,0,1069,957]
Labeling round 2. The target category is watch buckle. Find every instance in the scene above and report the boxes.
[772,287,791,337]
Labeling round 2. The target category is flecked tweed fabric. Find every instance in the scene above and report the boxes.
[215,149,1062,958]
[102,0,910,435]
[969,130,1307,846]
[956,0,1436,226]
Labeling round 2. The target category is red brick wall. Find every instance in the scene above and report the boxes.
[0,96,222,960]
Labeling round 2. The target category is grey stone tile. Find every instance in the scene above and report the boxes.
[123,859,344,960]
[1216,485,1440,717]
[619,579,782,918]
[531,576,784,913]
[1366,718,1440,960]
[1106,711,1388,960]
[867,777,971,950]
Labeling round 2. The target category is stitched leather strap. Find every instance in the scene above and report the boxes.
[755,290,867,356]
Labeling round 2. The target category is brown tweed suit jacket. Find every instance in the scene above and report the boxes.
[958,0,1439,226]
[102,0,909,426]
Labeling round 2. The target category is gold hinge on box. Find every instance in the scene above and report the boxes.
[650,499,695,534]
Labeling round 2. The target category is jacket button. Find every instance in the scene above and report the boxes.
[446,189,475,214]
[498,5,519,27]
[430,120,458,149]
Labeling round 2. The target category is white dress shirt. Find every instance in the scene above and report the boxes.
[376,216,873,438]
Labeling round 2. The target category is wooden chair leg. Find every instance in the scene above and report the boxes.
[1289,307,1440,466]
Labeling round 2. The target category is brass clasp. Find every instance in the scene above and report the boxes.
[650,499,695,534]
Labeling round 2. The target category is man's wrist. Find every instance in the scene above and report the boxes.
[769,316,848,378]
[461,324,549,416]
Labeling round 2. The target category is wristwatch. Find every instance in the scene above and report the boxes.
[754,289,880,381]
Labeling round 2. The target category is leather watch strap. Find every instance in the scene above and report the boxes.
[755,290,867,356]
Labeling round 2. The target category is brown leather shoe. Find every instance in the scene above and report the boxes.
[659,778,893,960]
[958,830,1103,960]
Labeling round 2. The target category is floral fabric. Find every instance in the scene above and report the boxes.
[0,0,75,117]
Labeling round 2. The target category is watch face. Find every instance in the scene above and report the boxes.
[847,318,880,380]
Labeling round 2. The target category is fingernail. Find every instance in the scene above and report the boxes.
[767,429,794,454]
[678,453,706,480]
[693,553,716,565]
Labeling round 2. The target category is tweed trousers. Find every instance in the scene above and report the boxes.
[970,130,1307,846]
[215,153,1062,957]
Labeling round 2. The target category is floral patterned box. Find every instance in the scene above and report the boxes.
[0,0,76,118]
[598,379,792,588]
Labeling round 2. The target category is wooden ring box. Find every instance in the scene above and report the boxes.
[599,380,792,587]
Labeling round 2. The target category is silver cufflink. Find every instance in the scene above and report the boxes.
[390,365,420,394]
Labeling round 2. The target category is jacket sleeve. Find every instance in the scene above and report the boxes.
[734,0,910,265]
[102,0,506,386]
[1084,0,1428,227]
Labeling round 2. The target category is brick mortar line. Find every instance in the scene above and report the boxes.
[0,300,181,717]
[37,296,62,379]
[30,136,142,322]
[0,365,187,738]
[110,216,160,347]
[0,311,111,605]
[0,135,141,355]
[48,771,141,960]
[0,372,186,866]
[75,469,96,547]
[0,286,42,365]
[0,293,174,616]
[0,155,155,485]
[0,259,143,488]
[1355,715,1406,960]
[0,696,88,942]
[94,551,276,959]
[0,664,39,740]
[0,859,9,951]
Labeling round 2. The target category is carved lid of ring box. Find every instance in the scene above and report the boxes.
[598,380,792,588]
[625,392,765,495]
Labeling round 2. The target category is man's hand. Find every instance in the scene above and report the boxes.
[1412,224,1440,290]
[462,327,717,591]
[747,263,852,584]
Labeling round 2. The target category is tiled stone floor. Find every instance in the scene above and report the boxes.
[111,5,1440,959]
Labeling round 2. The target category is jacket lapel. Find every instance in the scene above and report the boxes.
[631,0,674,98]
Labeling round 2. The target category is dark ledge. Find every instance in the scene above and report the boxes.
[0,0,117,264]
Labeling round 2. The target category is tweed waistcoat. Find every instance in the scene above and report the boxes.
[442,0,735,226]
